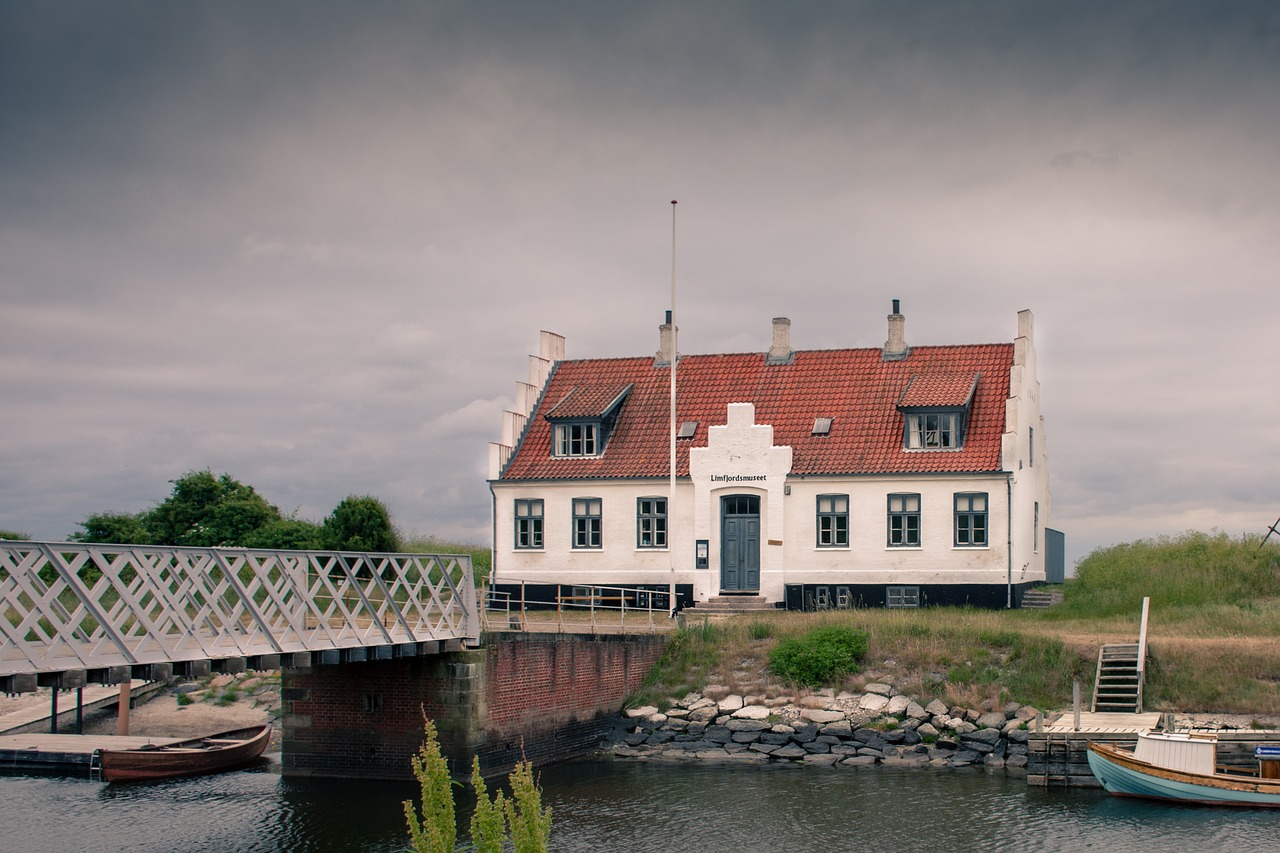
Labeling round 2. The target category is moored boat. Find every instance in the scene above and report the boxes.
[1087,730,1280,807]
[96,724,271,783]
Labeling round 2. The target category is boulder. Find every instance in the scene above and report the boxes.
[625,705,659,718]
[859,693,890,713]
[975,711,1007,730]
[718,695,745,713]
[802,709,846,724]
[772,744,808,760]
[733,705,772,720]
[864,682,893,696]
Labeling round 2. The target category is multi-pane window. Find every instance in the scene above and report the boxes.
[906,412,960,449]
[554,423,598,457]
[572,498,602,549]
[887,493,921,547]
[954,492,988,546]
[816,494,849,547]
[887,585,920,608]
[637,497,667,548]
[514,499,543,549]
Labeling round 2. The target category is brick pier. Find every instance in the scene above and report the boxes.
[281,631,667,779]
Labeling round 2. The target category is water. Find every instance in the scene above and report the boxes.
[2,756,1279,852]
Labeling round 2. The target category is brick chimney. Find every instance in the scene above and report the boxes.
[882,299,908,360]
[655,311,677,367]
[766,317,793,365]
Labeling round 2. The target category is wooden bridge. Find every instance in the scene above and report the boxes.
[0,541,480,693]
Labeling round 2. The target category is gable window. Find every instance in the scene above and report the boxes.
[572,498,602,549]
[905,412,962,449]
[554,422,598,457]
[514,499,543,549]
[887,493,920,547]
[816,494,849,547]
[954,492,988,547]
[636,497,667,548]
[887,585,920,608]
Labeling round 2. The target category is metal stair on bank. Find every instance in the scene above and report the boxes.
[1091,643,1144,713]
[1020,589,1064,609]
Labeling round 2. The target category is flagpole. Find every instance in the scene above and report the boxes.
[669,200,677,588]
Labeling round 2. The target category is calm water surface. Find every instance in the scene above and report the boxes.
[2,755,1278,852]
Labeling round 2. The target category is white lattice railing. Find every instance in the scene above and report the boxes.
[0,541,479,678]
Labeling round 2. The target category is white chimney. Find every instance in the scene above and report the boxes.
[883,298,908,360]
[767,317,793,365]
[655,311,677,367]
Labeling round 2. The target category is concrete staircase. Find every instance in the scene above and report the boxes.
[688,596,778,615]
[1091,643,1144,713]
[1020,588,1064,608]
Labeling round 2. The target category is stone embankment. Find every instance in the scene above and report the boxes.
[608,682,1039,771]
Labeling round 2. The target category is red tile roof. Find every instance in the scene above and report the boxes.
[896,371,981,408]
[500,344,1014,480]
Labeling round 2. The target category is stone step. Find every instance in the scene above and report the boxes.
[691,597,778,614]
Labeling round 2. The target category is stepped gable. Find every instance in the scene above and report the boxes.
[500,343,1013,481]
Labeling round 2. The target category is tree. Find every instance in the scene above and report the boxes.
[145,470,283,547]
[240,517,326,551]
[322,495,398,552]
[71,512,151,544]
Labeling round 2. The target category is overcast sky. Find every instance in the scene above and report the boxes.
[3,1,1278,569]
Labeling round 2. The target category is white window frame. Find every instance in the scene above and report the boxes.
[906,412,961,449]
[553,422,599,457]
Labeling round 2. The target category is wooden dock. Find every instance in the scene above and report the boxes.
[0,733,183,776]
[1029,712,1280,788]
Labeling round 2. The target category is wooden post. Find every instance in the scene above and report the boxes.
[76,687,84,734]
[117,679,130,736]
[1072,679,1081,731]
[49,688,58,734]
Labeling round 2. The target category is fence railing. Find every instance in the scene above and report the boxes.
[482,580,677,635]
[0,541,479,678]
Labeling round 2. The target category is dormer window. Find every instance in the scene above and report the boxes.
[897,371,979,452]
[545,383,632,459]
[906,412,960,449]
[554,422,598,457]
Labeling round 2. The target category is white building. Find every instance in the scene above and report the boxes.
[488,303,1059,610]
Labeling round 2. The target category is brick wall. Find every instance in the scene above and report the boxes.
[282,631,667,780]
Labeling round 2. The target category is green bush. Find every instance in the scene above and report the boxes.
[769,625,868,686]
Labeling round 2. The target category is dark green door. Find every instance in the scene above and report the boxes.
[720,494,760,592]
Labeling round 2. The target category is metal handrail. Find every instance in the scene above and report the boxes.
[481,579,677,634]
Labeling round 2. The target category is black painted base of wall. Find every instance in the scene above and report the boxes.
[784,582,1043,610]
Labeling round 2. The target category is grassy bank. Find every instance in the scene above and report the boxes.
[631,531,1280,717]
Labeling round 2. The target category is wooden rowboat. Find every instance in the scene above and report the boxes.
[97,725,272,783]
[1087,730,1280,808]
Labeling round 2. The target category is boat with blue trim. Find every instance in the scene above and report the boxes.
[1087,729,1280,808]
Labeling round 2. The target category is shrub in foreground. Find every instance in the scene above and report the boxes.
[769,625,869,686]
